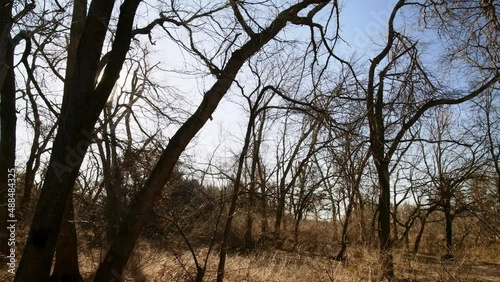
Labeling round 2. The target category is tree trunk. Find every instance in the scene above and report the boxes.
[274,192,286,240]
[0,0,13,91]
[331,200,337,236]
[109,120,124,239]
[0,20,15,259]
[258,160,269,236]
[244,147,256,249]
[355,186,366,244]
[413,216,426,254]
[49,194,82,282]
[20,80,49,216]
[368,88,394,278]
[335,192,354,261]
[443,199,454,260]
[244,162,256,249]
[217,111,255,282]
[14,0,140,280]
[376,162,394,279]
[327,189,338,239]
[392,200,399,244]
[413,206,435,254]
[370,205,378,247]
[293,213,303,245]
[21,149,36,214]
[274,118,318,240]
[96,114,122,243]
[497,177,500,206]
[245,116,265,249]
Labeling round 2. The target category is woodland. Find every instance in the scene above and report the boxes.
[0,0,499,281]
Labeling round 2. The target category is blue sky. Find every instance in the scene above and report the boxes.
[139,0,424,174]
[187,0,406,174]
[338,0,400,54]
[13,0,454,182]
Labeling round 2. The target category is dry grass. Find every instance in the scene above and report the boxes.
[70,242,500,282]
[2,239,499,281]
[2,214,499,281]
[77,243,380,282]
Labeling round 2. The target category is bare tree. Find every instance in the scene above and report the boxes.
[216,81,272,282]
[7,0,497,281]
[15,0,142,280]
[331,123,370,261]
[0,0,35,259]
[359,1,499,278]
[419,107,486,260]
[0,0,17,259]
[291,161,325,246]
[474,91,500,204]
[93,1,332,280]
[243,106,267,249]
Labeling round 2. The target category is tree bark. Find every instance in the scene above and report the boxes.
[0,3,15,258]
[335,191,354,261]
[20,88,39,213]
[376,162,394,279]
[413,218,426,254]
[0,0,13,91]
[49,194,82,282]
[258,159,269,236]
[356,191,366,244]
[274,192,286,240]
[48,1,86,277]
[244,121,263,249]
[443,198,454,260]
[293,171,308,246]
[410,204,434,254]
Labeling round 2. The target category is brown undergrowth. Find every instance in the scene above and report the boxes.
[1,214,499,281]
[67,242,500,282]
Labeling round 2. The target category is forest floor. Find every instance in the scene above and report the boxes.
[2,224,500,282]
[72,242,500,281]
[1,243,500,281]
